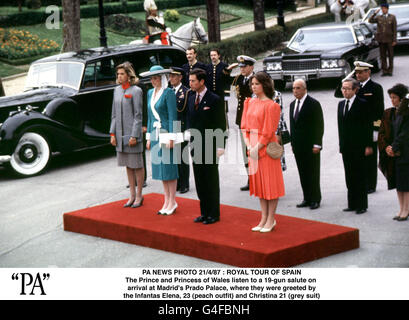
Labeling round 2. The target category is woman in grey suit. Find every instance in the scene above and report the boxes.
[110,62,144,208]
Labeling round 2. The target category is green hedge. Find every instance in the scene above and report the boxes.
[196,12,333,64]
[0,0,205,27]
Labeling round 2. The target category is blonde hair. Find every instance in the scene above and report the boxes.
[116,61,139,85]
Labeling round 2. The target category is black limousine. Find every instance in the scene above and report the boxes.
[263,21,381,89]
[0,44,186,176]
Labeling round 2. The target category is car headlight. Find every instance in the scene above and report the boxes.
[266,62,282,71]
[321,59,339,69]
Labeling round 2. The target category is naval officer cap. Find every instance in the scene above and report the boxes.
[169,67,185,76]
[354,61,374,71]
[380,2,389,8]
[237,55,256,67]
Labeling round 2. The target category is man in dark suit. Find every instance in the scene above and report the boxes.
[289,79,324,210]
[169,67,190,194]
[186,68,227,224]
[181,46,207,87]
[335,61,384,194]
[231,55,256,191]
[338,78,373,214]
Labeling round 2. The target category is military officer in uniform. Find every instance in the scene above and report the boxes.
[182,47,207,87]
[368,2,397,76]
[205,49,234,108]
[231,55,256,191]
[169,67,190,194]
[335,61,384,193]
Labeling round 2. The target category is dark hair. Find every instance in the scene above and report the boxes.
[249,71,275,99]
[387,83,409,101]
[189,68,207,82]
[210,48,220,56]
[186,46,197,54]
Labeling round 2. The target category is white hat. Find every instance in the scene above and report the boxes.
[144,0,157,12]
[354,61,373,71]
[237,55,256,67]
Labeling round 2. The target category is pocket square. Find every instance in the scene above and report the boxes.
[363,93,373,96]
[125,94,132,99]
[203,106,211,110]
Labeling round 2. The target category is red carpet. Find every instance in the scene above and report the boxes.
[63,193,359,267]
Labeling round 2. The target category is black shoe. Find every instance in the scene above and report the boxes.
[194,216,205,223]
[367,189,375,194]
[397,216,408,221]
[381,73,388,77]
[240,184,249,191]
[203,217,220,225]
[179,187,189,194]
[309,202,320,210]
[356,209,367,214]
[343,207,355,212]
[131,197,144,208]
[296,200,310,208]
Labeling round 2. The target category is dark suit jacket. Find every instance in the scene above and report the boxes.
[392,113,409,165]
[232,73,253,126]
[289,95,324,153]
[186,89,227,159]
[335,79,384,131]
[337,96,372,154]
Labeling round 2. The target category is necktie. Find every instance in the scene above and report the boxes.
[194,93,200,110]
[243,77,248,85]
[294,99,300,121]
[344,100,350,117]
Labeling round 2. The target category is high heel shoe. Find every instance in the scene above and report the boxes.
[397,215,408,221]
[164,203,178,215]
[124,198,135,208]
[131,197,144,208]
[260,220,276,233]
[251,226,263,232]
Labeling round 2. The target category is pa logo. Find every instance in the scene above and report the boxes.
[11,272,50,296]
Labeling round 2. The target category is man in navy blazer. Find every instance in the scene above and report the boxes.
[289,79,324,210]
[186,68,227,224]
[338,78,373,214]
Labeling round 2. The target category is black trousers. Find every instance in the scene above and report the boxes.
[294,150,321,204]
[365,140,378,191]
[192,162,220,220]
[342,151,368,210]
[177,140,190,190]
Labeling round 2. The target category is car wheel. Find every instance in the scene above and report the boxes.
[9,132,51,177]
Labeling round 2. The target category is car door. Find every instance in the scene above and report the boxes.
[75,57,117,134]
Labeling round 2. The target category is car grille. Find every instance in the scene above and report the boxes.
[282,59,320,71]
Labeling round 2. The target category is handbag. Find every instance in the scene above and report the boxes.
[279,129,291,145]
[266,131,284,159]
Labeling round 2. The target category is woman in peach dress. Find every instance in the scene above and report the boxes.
[241,72,285,232]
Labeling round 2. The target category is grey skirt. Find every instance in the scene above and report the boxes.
[117,151,144,169]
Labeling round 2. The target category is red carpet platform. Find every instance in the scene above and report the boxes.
[63,193,359,267]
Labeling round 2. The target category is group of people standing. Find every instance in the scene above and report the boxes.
[109,43,409,233]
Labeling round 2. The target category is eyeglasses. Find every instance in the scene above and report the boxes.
[341,87,353,91]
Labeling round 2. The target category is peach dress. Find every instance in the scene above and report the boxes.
[241,97,285,200]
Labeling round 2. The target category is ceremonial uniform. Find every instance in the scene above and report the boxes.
[170,67,190,193]
[206,61,232,107]
[368,4,397,76]
[181,61,207,87]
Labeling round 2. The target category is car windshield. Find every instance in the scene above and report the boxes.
[365,6,409,20]
[25,61,84,90]
[288,27,355,51]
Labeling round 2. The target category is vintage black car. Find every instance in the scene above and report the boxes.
[362,3,409,46]
[263,21,380,89]
[0,44,186,176]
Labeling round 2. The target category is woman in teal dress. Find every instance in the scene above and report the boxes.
[141,65,179,215]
